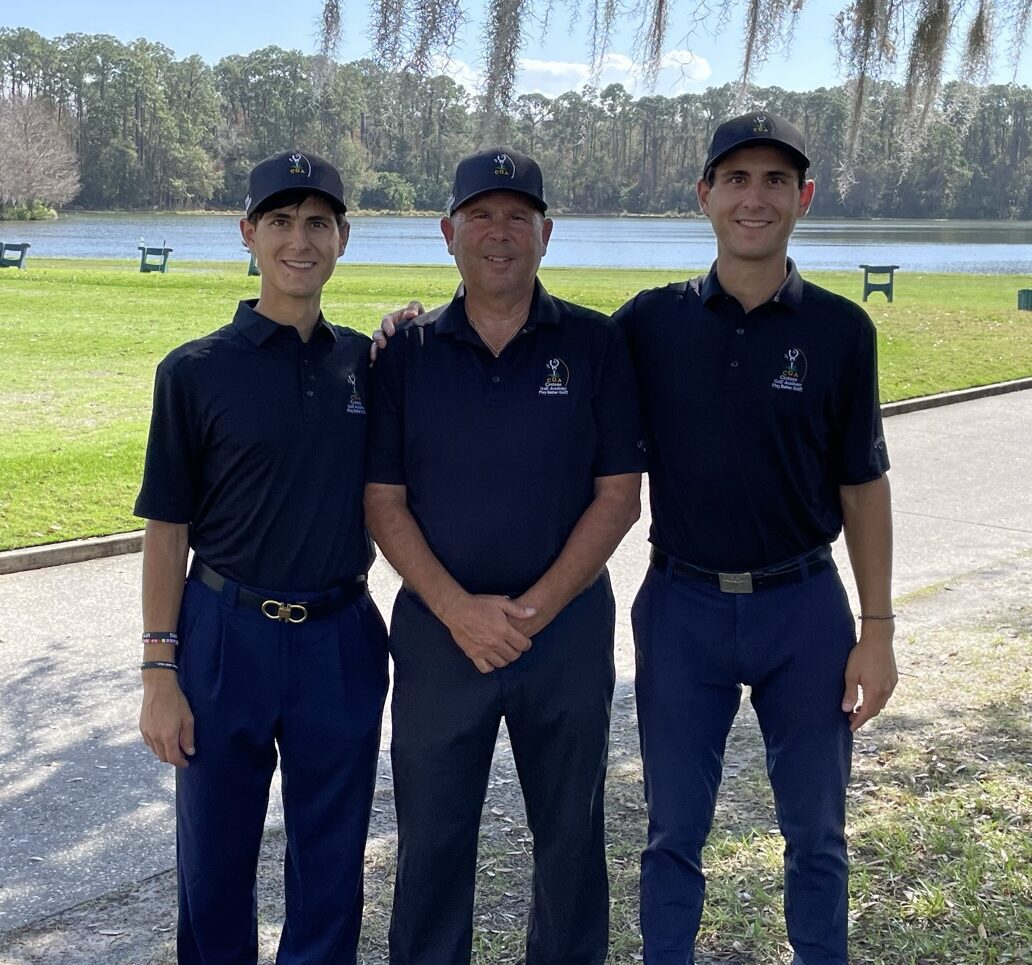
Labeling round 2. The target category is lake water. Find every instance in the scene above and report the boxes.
[4,212,1031,274]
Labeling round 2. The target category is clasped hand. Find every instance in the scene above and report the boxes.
[442,593,537,674]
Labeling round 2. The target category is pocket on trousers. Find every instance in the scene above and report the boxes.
[336,594,390,702]
[177,583,227,704]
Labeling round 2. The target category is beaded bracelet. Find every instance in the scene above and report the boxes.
[859,614,896,620]
[140,660,179,671]
[142,631,179,646]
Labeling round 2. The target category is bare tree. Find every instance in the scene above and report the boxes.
[318,0,1030,190]
[0,94,80,213]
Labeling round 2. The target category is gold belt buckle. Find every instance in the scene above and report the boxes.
[718,572,753,594]
[261,599,309,623]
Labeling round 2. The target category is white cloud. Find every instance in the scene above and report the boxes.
[431,49,711,100]
[517,58,592,96]
[430,53,483,92]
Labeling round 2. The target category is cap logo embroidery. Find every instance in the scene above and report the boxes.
[751,114,772,135]
[493,153,516,179]
[538,357,570,396]
[288,153,312,177]
[772,347,807,392]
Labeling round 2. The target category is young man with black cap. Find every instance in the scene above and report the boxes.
[615,113,898,964]
[364,147,645,965]
[136,150,388,964]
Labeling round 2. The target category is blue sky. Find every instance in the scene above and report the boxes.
[12,0,1032,98]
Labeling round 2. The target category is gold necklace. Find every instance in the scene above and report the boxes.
[467,313,527,358]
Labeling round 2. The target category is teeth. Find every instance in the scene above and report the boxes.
[284,260,315,268]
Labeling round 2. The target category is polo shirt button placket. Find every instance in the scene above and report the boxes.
[301,355,319,420]
[485,370,506,407]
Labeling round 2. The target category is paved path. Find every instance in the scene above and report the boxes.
[1,391,1031,935]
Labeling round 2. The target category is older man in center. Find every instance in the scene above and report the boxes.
[365,147,645,965]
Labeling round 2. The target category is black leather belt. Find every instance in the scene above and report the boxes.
[190,559,366,623]
[649,546,832,594]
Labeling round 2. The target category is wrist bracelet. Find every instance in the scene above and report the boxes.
[143,631,179,645]
[859,614,896,620]
[140,660,179,671]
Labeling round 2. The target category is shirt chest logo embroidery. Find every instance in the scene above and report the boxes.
[538,357,570,396]
[346,373,367,414]
[772,348,807,393]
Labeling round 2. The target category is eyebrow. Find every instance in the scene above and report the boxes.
[267,209,331,220]
[722,167,794,177]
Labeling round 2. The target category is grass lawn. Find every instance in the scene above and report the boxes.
[1,259,1031,551]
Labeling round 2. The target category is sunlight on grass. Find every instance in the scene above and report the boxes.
[2,262,1031,549]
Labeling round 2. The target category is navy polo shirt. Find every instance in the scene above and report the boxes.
[135,299,373,591]
[367,281,646,596]
[614,259,889,572]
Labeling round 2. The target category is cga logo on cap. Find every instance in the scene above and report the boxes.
[288,153,312,177]
[492,153,516,179]
[751,114,773,135]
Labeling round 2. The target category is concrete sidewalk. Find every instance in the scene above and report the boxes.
[1,389,1031,939]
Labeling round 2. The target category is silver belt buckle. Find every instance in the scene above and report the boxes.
[718,571,753,594]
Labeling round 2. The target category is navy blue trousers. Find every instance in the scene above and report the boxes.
[632,559,856,965]
[174,574,389,965]
[387,574,616,965]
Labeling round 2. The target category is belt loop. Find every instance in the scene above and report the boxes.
[799,556,809,581]
[219,576,238,607]
[663,552,675,580]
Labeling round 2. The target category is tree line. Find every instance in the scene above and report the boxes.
[1,27,1030,219]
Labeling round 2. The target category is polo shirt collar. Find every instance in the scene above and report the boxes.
[434,278,560,343]
[698,258,804,313]
[232,299,338,346]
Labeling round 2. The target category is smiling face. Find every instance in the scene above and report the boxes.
[440,191,553,302]
[697,145,815,271]
[239,194,348,322]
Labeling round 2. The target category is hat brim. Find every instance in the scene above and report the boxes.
[704,140,810,178]
[247,186,347,217]
[449,186,548,216]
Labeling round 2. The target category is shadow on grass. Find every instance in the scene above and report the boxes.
[852,687,1032,799]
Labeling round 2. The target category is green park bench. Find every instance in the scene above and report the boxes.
[859,264,900,303]
[0,242,30,269]
[138,244,173,273]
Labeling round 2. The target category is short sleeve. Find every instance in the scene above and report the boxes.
[611,295,638,360]
[836,315,890,484]
[591,321,647,478]
[134,357,200,523]
[365,329,409,485]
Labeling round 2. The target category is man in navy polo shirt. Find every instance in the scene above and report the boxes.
[364,147,645,965]
[616,113,898,964]
[135,151,388,964]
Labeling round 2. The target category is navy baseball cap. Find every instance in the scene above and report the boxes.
[703,113,810,178]
[244,150,346,216]
[447,147,547,215]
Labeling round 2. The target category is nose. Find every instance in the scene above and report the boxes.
[287,221,311,248]
[485,214,510,241]
[740,182,767,208]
